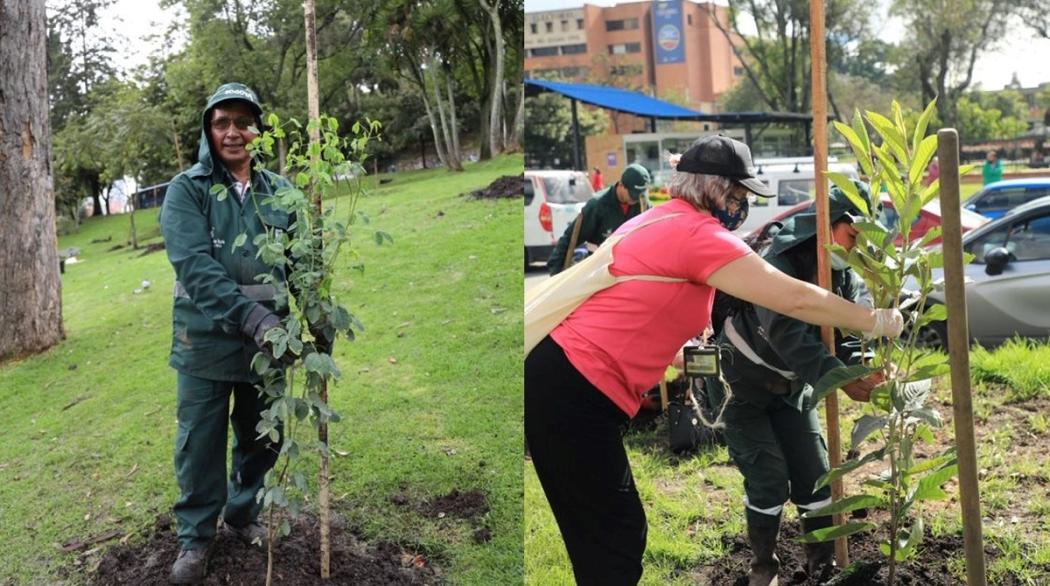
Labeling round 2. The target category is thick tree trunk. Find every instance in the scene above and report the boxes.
[478,97,493,161]
[509,84,524,151]
[0,0,65,361]
[482,0,504,156]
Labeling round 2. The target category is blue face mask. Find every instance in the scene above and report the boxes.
[715,195,750,231]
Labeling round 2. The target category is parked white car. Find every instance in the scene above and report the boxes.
[736,157,860,234]
[524,170,595,267]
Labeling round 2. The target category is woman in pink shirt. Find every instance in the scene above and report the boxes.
[524,136,904,586]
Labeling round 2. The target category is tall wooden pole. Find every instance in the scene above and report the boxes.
[809,0,848,567]
[937,129,987,586]
[303,0,331,579]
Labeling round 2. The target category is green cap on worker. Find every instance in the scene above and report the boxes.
[620,164,651,200]
[205,82,263,120]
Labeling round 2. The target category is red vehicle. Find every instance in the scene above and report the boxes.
[745,195,988,248]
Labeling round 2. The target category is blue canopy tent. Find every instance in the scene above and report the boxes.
[525,79,705,170]
[525,79,818,169]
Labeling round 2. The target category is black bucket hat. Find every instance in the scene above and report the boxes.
[675,135,775,197]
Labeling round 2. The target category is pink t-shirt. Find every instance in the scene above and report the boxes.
[550,198,753,417]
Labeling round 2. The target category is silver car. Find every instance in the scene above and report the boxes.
[915,195,1050,349]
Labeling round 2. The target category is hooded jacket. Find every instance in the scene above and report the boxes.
[715,185,877,411]
[160,84,293,381]
[546,183,642,274]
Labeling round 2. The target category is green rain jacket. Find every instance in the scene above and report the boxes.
[716,200,871,412]
[160,93,293,382]
[546,183,642,274]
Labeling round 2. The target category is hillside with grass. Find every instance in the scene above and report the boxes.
[0,155,524,585]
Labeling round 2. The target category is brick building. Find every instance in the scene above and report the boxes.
[524,0,742,114]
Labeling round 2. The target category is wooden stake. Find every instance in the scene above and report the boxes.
[562,214,583,272]
[809,0,848,568]
[936,129,987,586]
[303,0,331,579]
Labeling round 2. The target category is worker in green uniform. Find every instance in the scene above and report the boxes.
[546,163,651,275]
[160,82,296,584]
[704,182,886,585]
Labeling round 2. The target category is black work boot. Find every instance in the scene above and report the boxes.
[746,522,780,586]
[169,546,209,584]
[801,516,836,582]
[226,520,271,547]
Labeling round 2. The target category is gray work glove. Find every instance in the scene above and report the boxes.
[243,304,294,365]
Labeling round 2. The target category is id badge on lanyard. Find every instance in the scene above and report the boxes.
[682,345,719,378]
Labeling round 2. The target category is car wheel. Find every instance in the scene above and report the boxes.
[915,319,949,351]
[524,248,530,270]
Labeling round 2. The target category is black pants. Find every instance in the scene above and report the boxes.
[525,336,646,586]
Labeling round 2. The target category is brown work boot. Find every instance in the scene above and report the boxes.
[747,522,780,586]
[169,547,209,584]
[226,520,272,547]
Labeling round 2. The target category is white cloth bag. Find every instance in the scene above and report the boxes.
[524,213,685,356]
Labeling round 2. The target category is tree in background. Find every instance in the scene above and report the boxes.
[0,0,65,361]
[524,90,608,169]
[891,0,1014,129]
[47,0,120,219]
[706,0,872,119]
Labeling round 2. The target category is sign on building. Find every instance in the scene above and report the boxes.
[652,0,685,64]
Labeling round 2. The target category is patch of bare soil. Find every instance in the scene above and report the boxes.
[77,512,440,585]
[693,517,1023,586]
[465,175,522,199]
[391,488,492,544]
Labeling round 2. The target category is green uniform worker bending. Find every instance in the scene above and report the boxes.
[704,182,886,585]
[546,164,651,275]
[160,83,294,584]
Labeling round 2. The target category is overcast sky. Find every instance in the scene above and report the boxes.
[522,0,1050,90]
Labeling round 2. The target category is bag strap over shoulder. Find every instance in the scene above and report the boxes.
[606,211,685,284]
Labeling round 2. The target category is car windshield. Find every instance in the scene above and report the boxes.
[542,176,594,204]
[777,179,815,206]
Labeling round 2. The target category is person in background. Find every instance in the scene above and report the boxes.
[924,156,939,187]
[591,166,604,190]
[703,181,886,585]
[546,164,650,275]
[526,136,904,586]
[982,150,1003,185]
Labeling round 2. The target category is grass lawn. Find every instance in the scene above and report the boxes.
[0,154,524,584]
[525,339,1050,584]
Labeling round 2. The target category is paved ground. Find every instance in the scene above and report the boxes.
[524,267,547,293]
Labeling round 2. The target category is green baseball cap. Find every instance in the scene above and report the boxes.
[205,82,263,120]
[620,164,651,200]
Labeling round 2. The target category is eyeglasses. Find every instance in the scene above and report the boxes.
[210,116,257,132]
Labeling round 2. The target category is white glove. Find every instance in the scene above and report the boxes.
[865,308,904,338]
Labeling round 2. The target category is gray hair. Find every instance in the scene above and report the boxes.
[667,171,742,212]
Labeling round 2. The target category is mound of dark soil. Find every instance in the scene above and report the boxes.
[466,175,522,199]
[418,489,489,519]
[694,519,1022,586]
[80,513,439,585]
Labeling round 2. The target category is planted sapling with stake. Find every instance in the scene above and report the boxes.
[213,113,386,585]
[799,99,974,585]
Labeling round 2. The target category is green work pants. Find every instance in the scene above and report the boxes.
[173,372,278,550]
[706,376,831,529]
